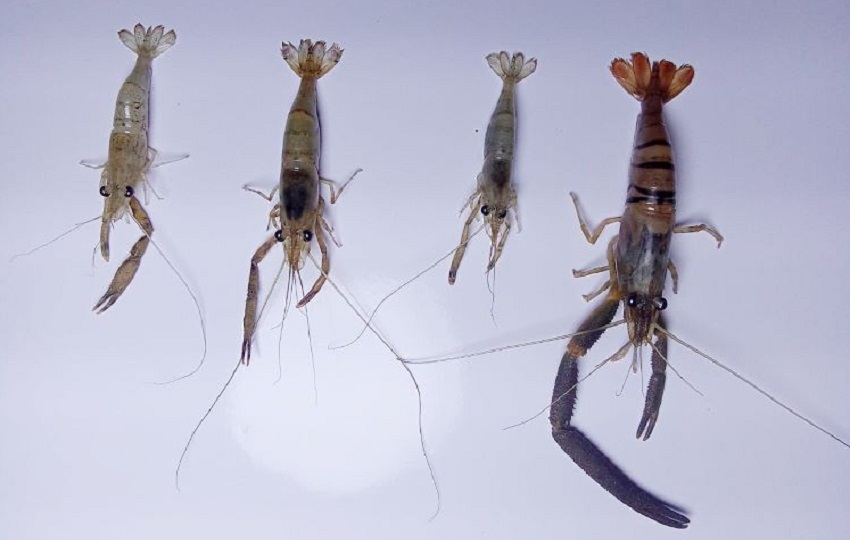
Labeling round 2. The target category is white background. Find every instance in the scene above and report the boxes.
[2,0,849,538]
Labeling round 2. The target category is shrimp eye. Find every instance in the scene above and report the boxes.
[655,297,668,310]
[481,205,490,216]
[99,186,109,197]
[303,230,313,242]
[496,209,507,219]
[626,294,639,308]
[124,186,134,198]
[274,230,283,242]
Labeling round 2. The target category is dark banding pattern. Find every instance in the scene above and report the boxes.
[633,161,675,170]
[634,138,671,149]
[626,184,675,205]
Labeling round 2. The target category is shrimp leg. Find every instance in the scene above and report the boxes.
[243,185,282,230]
[550,291,687,528]
[296,198,330,308]
[448,197,482,284]
[486,216,511,271]
[321,167,361,204]
[667,260,679,294]
[243,184,280,202]
[637,318,668,440]
[569,192,622,245]
[93,196,152,314]
[673,223,724,247]
[550,238,690,528]
[240,234,278,365]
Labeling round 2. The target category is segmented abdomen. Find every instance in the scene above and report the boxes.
[484,82,517,162]
[616,105,676,297]
[625,108,676,213]
[282,77,321,169]
[113,58,152,134]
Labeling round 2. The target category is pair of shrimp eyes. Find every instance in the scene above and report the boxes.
[480,205,508,219]
[274,229,313,243]
[99,186,134,198]
[626,294,668,311]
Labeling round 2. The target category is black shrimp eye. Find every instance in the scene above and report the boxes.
[302,230,313,242]
[626,294,638,308]
[99,186,109,197]
[480,205,490,216]
[274,229,283,242]
[124,186,134,197]
[655,297,668,310]
[496,209,507,219]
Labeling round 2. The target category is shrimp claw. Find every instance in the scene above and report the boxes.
[93,197,153,314]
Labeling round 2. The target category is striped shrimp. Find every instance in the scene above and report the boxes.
[88,24,179,313]
[177,42,447,503]
[401,52,850,527]
[549,53,722,528]
[448,51,536,284]
[239,39,357,365]
[177,38,354,483]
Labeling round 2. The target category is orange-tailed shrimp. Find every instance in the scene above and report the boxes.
[404,52,850,528]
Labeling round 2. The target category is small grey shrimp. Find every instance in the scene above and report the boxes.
[448,51,536,284]
[89,24,178,313]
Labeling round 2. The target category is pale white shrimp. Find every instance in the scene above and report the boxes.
[90,23,179,312]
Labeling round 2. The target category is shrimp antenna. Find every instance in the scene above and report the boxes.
[9,215,100,261]
[329,225,485,350]
[402,319,626,365]
[142,232,207,385]
[307,254,441,521]
[656,325,850,450]
[291,269,320,405]
[175,358,242,490]
[649,340,703,397]
[273,267,296,384]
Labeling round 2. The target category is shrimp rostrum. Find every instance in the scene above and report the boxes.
[241,39,356,364]
[448,51,536,284]
[90,24,178,313]
[549,53,723,528]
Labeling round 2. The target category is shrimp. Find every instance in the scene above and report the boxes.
[240,39,356,364]
[448,51,536,284]
[402,52,850,528]
[548,52,723,528]
[90,24,178,313]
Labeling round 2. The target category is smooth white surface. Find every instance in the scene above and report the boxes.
[2,1,849,538]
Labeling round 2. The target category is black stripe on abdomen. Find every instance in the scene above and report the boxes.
[634,138,671,150]
[626,195,676,204]
[627,184,675,205]
[633,161,675,170]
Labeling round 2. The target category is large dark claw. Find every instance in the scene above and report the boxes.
[636,371,665,440]
[551,305,687,528]
[637,321,669,440]
[553,426,690,528]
